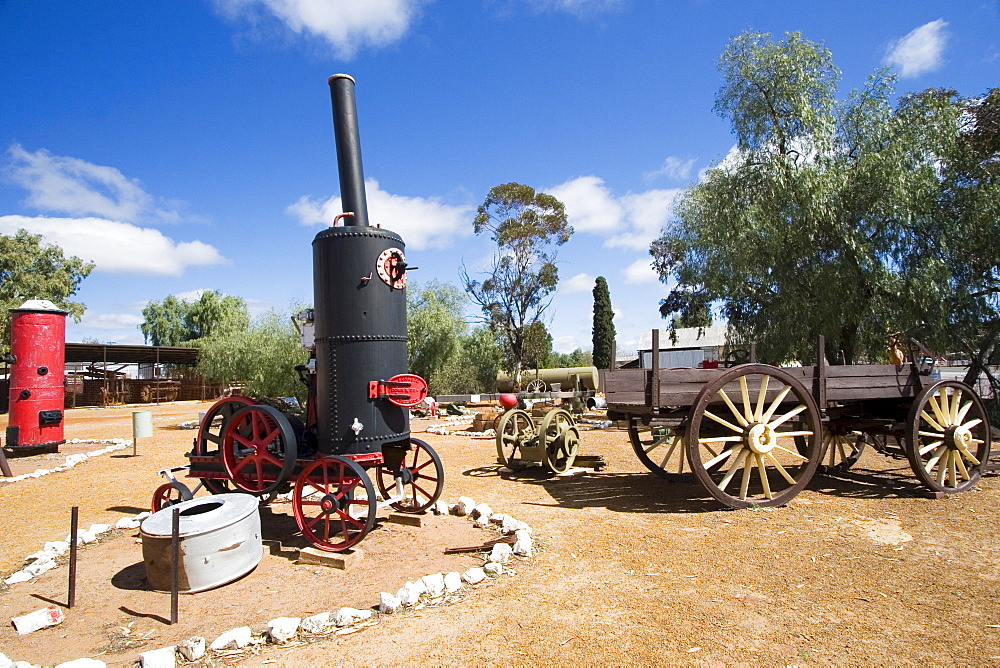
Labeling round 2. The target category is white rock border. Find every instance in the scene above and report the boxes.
[0,439,132,486]
[1,497,536,667]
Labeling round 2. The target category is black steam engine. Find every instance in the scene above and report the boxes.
[161,75,444,552]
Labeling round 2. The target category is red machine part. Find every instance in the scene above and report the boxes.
[7,302,68,451]
[367,373,428,407]
[375,247,407,288]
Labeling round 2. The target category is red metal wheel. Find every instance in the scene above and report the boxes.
[194,395,255,494]
[293,456,376,552]
[222,404,297,496]
[151,483,183,513]
[376,438,444,513]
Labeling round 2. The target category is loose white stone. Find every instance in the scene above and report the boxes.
[471,503,493,520]
[4,571,31,585]
[11,662,34,668]
[0,652,12,668]
[138,646,176,668]
[378,591,402,614]
[301,612,333,633]
[266,617,300,643]
[432,500,449,516]
[209,626,253,650]
[462,567,487,585]
[176,637,206,662]
[443,571,463,593]
[397,581,422,606]
[489,512,507,525]
[116,517,141,529]
[488,542,513,564]
[513,529,533,556]
[420,573,446,597]
[55,660,106,668]
[87,523,112,536]
[454,496,476,516]
[134,511,151,521]
[484,562,503,576]
[23,557,56,577]
[501,516,531,535]
[333,607,372,627]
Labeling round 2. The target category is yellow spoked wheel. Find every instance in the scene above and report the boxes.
[496,409,535,466]
[539,408,579,474]
[627,417,687,479]
[905,380,990,494]
[685,364,822,509]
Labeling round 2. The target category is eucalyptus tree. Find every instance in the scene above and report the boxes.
[651,30,983,365]
[462,182,572,387]
[406,280,468,393]
[0,230,93,351]
[141,291,248,346]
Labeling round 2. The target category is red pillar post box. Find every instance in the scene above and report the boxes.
[6,300,68,455]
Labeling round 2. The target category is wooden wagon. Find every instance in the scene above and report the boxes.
[603,332,994,508]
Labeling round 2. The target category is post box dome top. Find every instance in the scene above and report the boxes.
[11,299,69,315]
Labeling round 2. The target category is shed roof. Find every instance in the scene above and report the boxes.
[637,326,729,351]
[64,343,199,365]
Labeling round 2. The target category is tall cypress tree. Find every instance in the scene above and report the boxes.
[592,276,615,369]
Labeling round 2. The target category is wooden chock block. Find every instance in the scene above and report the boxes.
[387,513,424,527]
[297,547,363,570]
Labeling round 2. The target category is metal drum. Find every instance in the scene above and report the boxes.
[140,494,262,593]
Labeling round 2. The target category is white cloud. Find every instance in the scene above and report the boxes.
[287,179,472,251]
[562,272,595,294]
[884,19,949,78]
[517,0,627,17]
[213,0,425,59]
[0,215,229,277]
[644,156,697,183]
[3,144,193,224]
[79,312,145,330]
[622,257,658,284]
[550,175,680,251]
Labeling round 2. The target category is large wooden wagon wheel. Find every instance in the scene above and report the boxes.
[194,395,257,493]
[628,417,687,479]
[376,438,444,513]
[686,364,822,508]
[496,409,535,466]
[539,408,580,473]
[293,455,376,552]
[905,380,990,494]
[222,404,297,497]
[796,428,866,473]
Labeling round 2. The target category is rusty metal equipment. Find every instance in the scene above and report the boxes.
[495,406,581,474]
[603,331,993,508]
[167,75,444,552]
[5,300,68,455]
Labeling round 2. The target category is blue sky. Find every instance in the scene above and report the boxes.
[1,1,997,355]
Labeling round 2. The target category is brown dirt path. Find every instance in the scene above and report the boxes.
[2,403,1000,666]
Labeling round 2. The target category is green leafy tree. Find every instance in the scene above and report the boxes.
[141,291,248,346]
[435,326,502,394]
[652,30,974,365]
[461,182,572,388]
[407,281,468,393]
[196,309,309,402]
[591,276,616,369]
[0,230,94,352]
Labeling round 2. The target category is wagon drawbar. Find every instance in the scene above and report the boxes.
[604,331,994,508]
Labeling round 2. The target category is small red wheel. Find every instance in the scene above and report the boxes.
[294,456,376,552]
[222,405,297,496]
[151,483,183,512]
[195,395,255,494]
[376,438,444,513]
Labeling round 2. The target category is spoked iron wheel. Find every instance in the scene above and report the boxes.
[496,409,535,466]
[222,404,297,496]
[376,438,444,513]
[151,483,184,513]
[525,379,547,393]
[686,364,822,509]
[905,380,990,494]
[294,456,376,552]
[195,395,255,494]
[539,408,580,473]
[628,417,687,479]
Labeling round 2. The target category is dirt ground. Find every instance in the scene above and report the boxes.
[2,400,1000,666]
